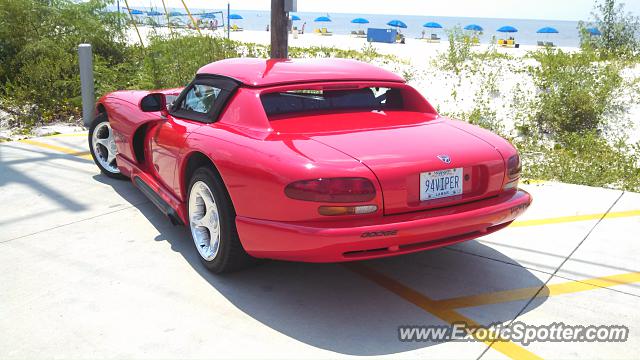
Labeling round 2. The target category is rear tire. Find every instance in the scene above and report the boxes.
[88,113,127,180]
[187,166,255,273]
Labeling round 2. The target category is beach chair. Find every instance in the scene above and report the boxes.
[231,24,243,32]
[472,36,480,46]
[507,39,515,47]
[545,41,555,47]
[537,41,544,46]
[321,27,332,36]
[498,39,505,46]
[357,30,366,38]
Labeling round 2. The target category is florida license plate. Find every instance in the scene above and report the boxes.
[420,168,463,201]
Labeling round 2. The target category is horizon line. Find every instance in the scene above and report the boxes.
[112,6,592,23]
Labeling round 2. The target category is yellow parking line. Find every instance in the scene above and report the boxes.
[345,263,542,360]
[511,209,640,227]
[433,271,640,309]
[547,271,640,296]
[433,287,542,310]
[19,139,92,160]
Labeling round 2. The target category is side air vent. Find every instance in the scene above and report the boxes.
[132,125,147,165]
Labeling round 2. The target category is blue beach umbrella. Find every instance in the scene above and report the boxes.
[229,14,243,20]
[126,9,144,15]
[537,26,559,34]
[464,24,483,32]
[351,17,369,24]
[146,10,163,16]
[423,22,442,29]
[168,11,184,17]
[201,13,217,19]
[351,17,368,34]
[387,19,407,29]
[314,16,331,22]
[587,27,602,36]
[290,14,301,21]
[497,25,518,33]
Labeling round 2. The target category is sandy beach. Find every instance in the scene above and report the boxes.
[131,26,580,59]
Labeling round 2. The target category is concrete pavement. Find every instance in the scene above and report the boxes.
[1,133,638,359]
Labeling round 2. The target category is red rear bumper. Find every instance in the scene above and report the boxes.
[236,189,532,262]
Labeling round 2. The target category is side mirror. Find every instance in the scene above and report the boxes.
[140,93,167,114]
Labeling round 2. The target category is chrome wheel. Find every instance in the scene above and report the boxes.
[91,121,119,174]
[189,181,221,261]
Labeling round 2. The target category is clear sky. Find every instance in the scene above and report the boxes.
[122,0,640,21]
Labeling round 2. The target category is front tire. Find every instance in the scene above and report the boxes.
[88,113,127,179]
[187,167,254,273]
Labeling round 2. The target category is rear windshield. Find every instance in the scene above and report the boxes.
[261,87,405,117]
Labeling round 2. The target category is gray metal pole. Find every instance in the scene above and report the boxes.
[227,3,230,40]
[78,44,95,127]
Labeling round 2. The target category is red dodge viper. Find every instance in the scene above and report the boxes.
[89,58,532,273]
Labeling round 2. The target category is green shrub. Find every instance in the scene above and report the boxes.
[288,43,400,64]
[527,47,625,135]
[441,27,472,75]
[139,34,247,89]
[518,132,640,191]
[0,0,128,124]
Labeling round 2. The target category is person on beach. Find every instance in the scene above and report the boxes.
[301,22,306,34]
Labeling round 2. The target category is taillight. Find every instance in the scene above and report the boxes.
[284,177,376,203]
[507,154,521,180]
[504,154,521,190]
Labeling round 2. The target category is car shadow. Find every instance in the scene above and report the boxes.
[98,174,549,356]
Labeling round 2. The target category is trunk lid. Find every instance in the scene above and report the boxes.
[270,111,506,215]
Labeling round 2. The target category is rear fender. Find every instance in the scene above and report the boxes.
[179,124,383,222]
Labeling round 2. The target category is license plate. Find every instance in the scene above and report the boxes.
[420,168,463,201]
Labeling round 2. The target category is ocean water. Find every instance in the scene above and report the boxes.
[121,8,583,47]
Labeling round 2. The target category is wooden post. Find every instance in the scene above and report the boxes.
[270,0,288,58]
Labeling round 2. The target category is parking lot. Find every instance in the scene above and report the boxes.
[1,133,639,359]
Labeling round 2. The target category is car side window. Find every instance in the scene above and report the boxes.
[169,76,239,123]
[179,84,221,114]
